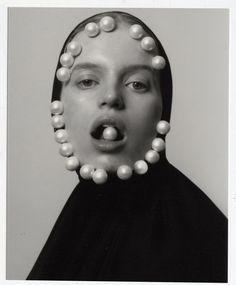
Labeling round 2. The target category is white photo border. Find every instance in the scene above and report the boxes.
[0,0,235,285]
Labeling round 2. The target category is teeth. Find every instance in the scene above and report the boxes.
[103,126,118,141]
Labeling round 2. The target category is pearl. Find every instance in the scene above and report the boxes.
[103,126,117,141]
[117,165,132,180]
[54,129,68,143]
[152,55,166,70]
[134,160,148,175]
[56,67,70,82]
[51,115,65,129]
[59,143,73,157]
[65,156,79,171]
[60,53,74,68]
[92,169,108,184]
[80,164,94,180]
[141,36,155,51]
[129,24,144,39]
[156,120,171,135]
[152,138,165,152]
[67,41,82,56]
[50,101,64,115]
[100,16,115,32]
[85,22,100,37]
[145,150,160,164]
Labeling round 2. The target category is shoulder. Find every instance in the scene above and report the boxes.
[160,161,227,232]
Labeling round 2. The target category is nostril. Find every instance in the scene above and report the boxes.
[99,93,125,110]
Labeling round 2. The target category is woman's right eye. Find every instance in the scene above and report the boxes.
[76,79,98,90]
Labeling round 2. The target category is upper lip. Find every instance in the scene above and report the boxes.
[90,115,126,140]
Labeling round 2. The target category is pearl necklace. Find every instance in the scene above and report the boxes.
[51,16,170,184]
[51,100,170,184]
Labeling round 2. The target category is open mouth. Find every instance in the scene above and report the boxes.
[90,116,127,152]
[91,124,124,141]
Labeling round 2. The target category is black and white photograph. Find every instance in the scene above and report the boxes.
[1,2,234,284]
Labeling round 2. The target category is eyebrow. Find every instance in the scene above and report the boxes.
[71,62,104,73]
[71,62,153,74]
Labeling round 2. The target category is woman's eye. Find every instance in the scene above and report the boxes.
[76,79,98,89]
[126,81,148,92]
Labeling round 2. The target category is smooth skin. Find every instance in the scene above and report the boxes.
[61,22,163,172]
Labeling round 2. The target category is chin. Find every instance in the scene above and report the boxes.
[93,154,132,173]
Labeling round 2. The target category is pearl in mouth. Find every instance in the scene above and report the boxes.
[102,126,118,141]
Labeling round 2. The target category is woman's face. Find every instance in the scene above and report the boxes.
[61,22,162,172]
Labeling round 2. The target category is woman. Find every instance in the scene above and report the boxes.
[27,11,227,282]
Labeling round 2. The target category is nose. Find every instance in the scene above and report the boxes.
[98,89,125,110]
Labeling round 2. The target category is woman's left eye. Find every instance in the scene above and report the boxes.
[126,81,148,92]
[76,79,98,89]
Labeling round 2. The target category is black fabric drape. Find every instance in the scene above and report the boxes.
[27,159,227,282]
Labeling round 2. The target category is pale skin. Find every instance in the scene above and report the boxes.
[61,22,163,172]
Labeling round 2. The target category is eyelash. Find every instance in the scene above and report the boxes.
[76,79,149,93]
[126,81,149,92]
[76,79,99,90]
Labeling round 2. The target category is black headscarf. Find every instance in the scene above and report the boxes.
[27,11,227,282]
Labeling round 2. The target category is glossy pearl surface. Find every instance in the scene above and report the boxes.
[156,120,171,135]
[117,165,132,180]
[141,36,155,51]
[67,41,82,56]
[50,101,64,115]
[59,143,73,157]
[152,56,166,70]
[85,22,100,37]
[103,126,117,141]
[92,169,108,184]
[65,156,79,171]
[129,24,144,39]
[80,164,94,180]
[100,16,115,32]
[152,138,165,152]
[60,53,74,68]
[134,160,148,175]
[56,67,70,82]
[145,150,160,164]
[51,115,65,129]
[54,129,68,143]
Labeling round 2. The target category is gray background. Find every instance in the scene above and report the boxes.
[7,8,229,280]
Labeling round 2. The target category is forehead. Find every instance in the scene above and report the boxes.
[71,22,158,70]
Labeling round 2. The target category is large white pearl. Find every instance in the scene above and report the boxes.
[56,67,70,82]
[59,143,73,157]
[103,126,117,141]
[92,169,108,184]
[129,24,144,39]
[67,41,82,56]
[134,160,148,175]
[50,101,64,115]
[117,165,132,180]
[54,129,68,143]
[141,36,155,51]
[65,156,79,171]
[80,164,94,180]
[152,138,165,152]
[152,56,166,70]
[145,150,160,164]
[51,115,65,129]
[100,16,115,32]
[85,22,100,37]
[156,120,171,135]
[60,53,74,68]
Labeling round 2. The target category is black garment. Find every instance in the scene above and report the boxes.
[27,159,227,282]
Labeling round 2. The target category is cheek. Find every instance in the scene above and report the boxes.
[127,96,162,130]
[62,88,94,119]
[61,91,95,141]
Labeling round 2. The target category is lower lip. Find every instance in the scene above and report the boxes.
[91,137,127,153]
